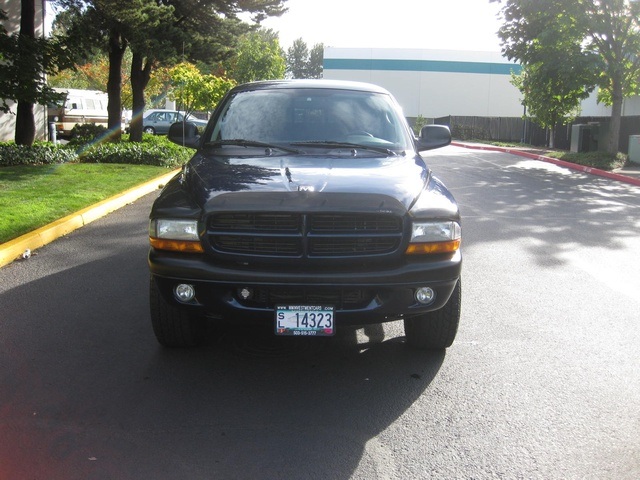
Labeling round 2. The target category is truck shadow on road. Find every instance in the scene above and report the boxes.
[0,247,446,479]
[137,325,445,478]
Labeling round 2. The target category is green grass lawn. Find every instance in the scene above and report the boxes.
[0,163,172,244]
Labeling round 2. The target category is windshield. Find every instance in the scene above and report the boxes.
[207,88,414,153]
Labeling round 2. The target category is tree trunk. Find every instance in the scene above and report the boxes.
[106,29,126,142]
[606,76,624,155]
[129,52,152,142]
[15,0,36,146]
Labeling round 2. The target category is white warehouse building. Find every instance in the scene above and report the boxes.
[322,47,524,119]
[322,47,640,120]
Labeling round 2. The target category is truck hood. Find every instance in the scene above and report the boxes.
[184,153,430,213]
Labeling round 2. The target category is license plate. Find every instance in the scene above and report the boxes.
[275,305,335,336]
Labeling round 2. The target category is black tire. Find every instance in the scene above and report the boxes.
[149,277,204,347]
[404,279,461,350]
[143,126,155,134]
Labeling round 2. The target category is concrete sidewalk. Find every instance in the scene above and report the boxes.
[452,141,640,187]
[0,169,179,269]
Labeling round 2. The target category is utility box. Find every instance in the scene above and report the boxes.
[629,135,640,164]
[571,124,600,153]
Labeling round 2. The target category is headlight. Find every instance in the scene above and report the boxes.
[150,219,199,240]
[149,219,203,253]
[406,221,461,255]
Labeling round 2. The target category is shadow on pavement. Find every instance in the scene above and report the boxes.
[0,246,446,479]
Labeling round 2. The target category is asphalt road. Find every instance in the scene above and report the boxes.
[1,146,639,479]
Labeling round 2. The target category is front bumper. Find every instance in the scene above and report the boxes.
[149,249,461,326]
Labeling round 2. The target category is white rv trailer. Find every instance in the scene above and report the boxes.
[47,88,110,137]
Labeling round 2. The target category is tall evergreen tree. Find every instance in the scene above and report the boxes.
[308,43,324,79]
[286,38,308,78]
[285,38,323,79]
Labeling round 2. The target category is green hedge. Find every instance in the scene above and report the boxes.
[0,142,76,166]
[77,134,192,168]
[1,134,192,168]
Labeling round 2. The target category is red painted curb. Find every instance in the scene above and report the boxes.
[451,142,640,188]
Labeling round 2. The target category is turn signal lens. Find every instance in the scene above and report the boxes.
[149,238,204,253]
[405,239,461,255]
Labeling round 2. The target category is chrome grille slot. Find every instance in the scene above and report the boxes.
[212,235,301,256]
[310,214,402,232]
[310,236,400,255]
[210,213,301,232]
[207,212,403,258]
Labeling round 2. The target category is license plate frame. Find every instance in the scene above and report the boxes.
[275,305,335,337]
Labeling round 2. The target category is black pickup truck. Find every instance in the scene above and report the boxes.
[148,80,461,349]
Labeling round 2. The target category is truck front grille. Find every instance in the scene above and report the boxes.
[207,212,403,258]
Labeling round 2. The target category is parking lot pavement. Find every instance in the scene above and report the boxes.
[452,141,640,186]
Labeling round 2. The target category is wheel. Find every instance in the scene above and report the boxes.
[149,276,204,347]
[143,126,155,134]
[404,279,461,350]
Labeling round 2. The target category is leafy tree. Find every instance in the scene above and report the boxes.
[286,38,323,79]
[54,0,287,141]
[512,65,593,147]
[48,50,172,110]
[493,0,640,154]
[55,0,133,140]
[582,0,640,154]
[124,0,285,141]
[0,3,72,145]
[496,0,597,147]
[227,30,286,83]
[168,62,235,115]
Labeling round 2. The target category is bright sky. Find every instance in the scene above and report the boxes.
[260,0,504,52]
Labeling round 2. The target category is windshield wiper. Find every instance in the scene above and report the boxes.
[204,139,301,155]
[291,141,400,156]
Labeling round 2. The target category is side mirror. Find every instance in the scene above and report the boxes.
[416,125,451,151]
[168,121,201,149]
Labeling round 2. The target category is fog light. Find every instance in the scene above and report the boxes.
[415,287,435,305]
[174,284,196,303]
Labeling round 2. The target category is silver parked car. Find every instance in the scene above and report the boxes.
[142,110,208,135]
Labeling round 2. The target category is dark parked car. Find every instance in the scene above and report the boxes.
[148,80,461,349]
[142,109,208,135]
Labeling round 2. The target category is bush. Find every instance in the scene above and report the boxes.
[546,150,628,171]
[67,123,110,148]
[412,115,429,135]
[1,134,191,168]
[0,142,77,167]
[78,134,192,168]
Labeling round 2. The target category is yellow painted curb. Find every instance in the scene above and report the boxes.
[0,169,179,269]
